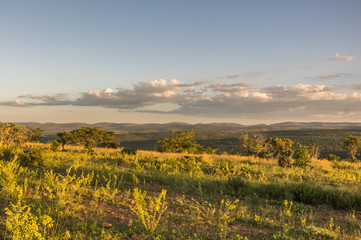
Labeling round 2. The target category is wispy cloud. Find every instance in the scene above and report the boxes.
[222,74,240,79]
[328,53,358,62]
[0,99,29,107]
[246,72,263,78]
[314,73,349,80]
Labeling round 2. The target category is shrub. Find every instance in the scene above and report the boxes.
[131,188,167,233]
[5,199,53,240]
[0,147,17,161]
[278,155,292,168]
[294,144,311,167]
[121,147,137,155]
[157,130,203,153]
[18,148,45,167]
[50,140,61,152]
[324,154,340,161]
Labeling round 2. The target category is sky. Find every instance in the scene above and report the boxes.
[1,0,361,124]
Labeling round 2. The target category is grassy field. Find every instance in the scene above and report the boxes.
[1,144,361,239]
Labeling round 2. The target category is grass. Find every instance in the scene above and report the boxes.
[0,143,361,239]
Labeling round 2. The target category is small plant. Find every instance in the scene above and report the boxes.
[18,147,45,167]
[283,200,293,217]
[193,198,240,240]
[131,188,167,233]
[5,199,53,240]
[0,160,23,198]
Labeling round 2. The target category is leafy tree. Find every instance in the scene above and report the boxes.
[343,135,361,162]
[70,127,116,153]
[56,132,72,150]
[0,123,27,150]
[241,133,266,156]
[267,137,294,167]
[294,144,311,167]
[307,143,319,159]
[157,130,203,154]
[26,128,43,142]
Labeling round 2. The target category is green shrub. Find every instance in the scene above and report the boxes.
[294,144,311,167]
[121,147,137,155]
[18,148,45,167]
[324,154,340,161]
[131,188,167,233]
[50,140,61,152]
[0,147,17,161]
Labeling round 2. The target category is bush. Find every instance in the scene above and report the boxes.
[0,147,17,161]
[324,154,340,161]
[18,148,45,167]
[121,147,137,155]
[294,144,311,167]
[278,155,292,168]
[50,140,60,152]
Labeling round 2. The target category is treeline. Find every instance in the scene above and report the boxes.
[1,122,361,167]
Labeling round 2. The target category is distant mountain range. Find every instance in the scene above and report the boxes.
[15,121,361,136]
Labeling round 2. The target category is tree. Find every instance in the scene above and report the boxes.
[157,130,203,154]
[70,127,116,153]
[56,132,72,150]
[241,133,266,156]
[294,144,311,167]
[26,128,43,142]
[0,123,27,150]
[267,137,294,167]
[343,135,361,162]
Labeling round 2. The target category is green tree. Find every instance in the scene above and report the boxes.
[157,130,203,153]
[26,128,43,142]
[56,132,72,150]
[241,133,266,156]
[343,135,361,162]
[267,137,294,167]
[0,123,27,150]
[294,144,311,167]
[70,127,116,153]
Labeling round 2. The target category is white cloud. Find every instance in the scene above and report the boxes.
[328,53,358,62]
[3,80,361,120]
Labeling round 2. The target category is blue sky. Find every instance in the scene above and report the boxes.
[1,1,360,124]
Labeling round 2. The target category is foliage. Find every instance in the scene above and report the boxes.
[0,160,23,198]
[70,127,116,153]
[324,154,340,161]
[157,130,203,153]
[50,140,61,152]
[343,135,361,162]
[241,133,266,156]
[56,132,72,150]
[0,123,28,150]
[19,147,45,167]
[267,137,294,167]
[121,147,137,155]
[294,144,311,167]
[131,188,167,233]
[26,128,43,143]
[5,199,53,240]
[193,198,240,240]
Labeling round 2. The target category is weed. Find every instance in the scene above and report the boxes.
[131,188,168,233]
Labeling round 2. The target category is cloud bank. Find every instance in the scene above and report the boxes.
[2,79,361,119]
